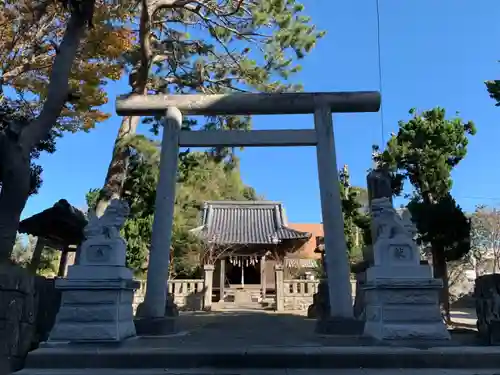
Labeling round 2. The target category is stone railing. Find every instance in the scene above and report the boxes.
[169,279,205,310]
[133,279,205,313]
[282,280,320,311]
[276,273,357,312]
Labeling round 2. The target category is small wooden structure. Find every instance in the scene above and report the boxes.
[18,199,87,276]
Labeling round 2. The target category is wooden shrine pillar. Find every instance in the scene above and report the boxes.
[57,246,69,277]
[219,257,226,302]
[260,255,267,299]
[28,238,46,274]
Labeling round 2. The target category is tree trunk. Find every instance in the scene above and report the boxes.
[432,247,451,324]
[95,0,151,216]
[95,115,140,216]
[0,13,88,261]
[474,254,482,279]
[0,138,32,262]
[419,187,452,324]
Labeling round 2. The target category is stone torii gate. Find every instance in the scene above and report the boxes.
[116,91,381,332]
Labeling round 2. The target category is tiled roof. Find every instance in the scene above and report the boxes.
[18,199,87,246]
[191,201,311,245]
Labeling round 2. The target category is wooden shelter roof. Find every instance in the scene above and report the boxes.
[18,199,87,247]
[190,201,311,245]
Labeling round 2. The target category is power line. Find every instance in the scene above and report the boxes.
[455,196,500,201]
[397,195,500,202]
[375,0,385,146]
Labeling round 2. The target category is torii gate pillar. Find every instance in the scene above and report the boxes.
[116,91,380,335]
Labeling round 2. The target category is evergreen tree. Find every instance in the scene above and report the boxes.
[486,79,500,105]
[377,107,476,322]
[338,166,369,263]
[95,0,325,215]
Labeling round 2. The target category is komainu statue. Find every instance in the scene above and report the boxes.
[371,197,412,243]
[84,199,130,240]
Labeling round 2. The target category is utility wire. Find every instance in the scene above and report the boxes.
[455,196,500,201]
[375,0,385,146]
[372,3,498,207]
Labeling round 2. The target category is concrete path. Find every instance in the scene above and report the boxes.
[167,308,479,348]
[174,310,320,348]
[19,309,499,374]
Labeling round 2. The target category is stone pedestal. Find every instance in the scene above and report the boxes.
[49,200,139,343]
[363,278,449,341]
[49,278,138,342]
[362,198,450,342]
[134,291,178,335]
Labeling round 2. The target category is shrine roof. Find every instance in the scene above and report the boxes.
[18,199,87,247]
[190,200,311,245]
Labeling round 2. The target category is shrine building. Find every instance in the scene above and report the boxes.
[190,201,323,302]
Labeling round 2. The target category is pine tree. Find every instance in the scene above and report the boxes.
[95,0,325,215]
[378,107,476,322]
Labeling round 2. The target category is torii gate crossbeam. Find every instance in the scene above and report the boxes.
[115,91,381,334]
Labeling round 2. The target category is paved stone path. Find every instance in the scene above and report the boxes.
[148,308,479,349]
[146,310,363,349]
[21,309,497,375]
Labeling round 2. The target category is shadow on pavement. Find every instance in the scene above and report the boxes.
[151,309,482,349]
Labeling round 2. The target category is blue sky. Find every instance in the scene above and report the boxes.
[22,0,500,224]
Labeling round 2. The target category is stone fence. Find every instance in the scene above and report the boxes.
[132,265,356,314]
[133,279,205,312]
[133,265,215,313]
[277,279,357,312]
[282,280,319,311]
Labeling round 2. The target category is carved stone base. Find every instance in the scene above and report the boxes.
[134,317,176,336]
[136,293,179,318]
[363,279,450,341]
[134,293,178,335]
[49,278,139,342]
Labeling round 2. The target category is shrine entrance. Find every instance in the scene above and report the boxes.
[226,256,261,287]
[116,91,381,330]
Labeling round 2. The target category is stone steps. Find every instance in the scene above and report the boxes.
[13,369,500,375]
[15,345,500,373]
[215,302,266,311]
